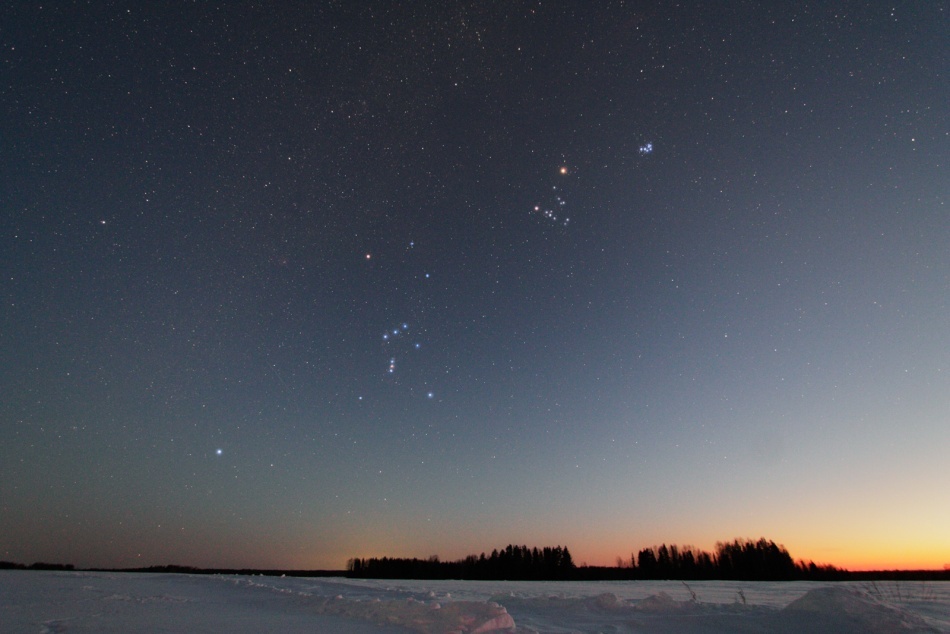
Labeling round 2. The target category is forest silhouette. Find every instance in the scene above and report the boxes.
[348,538,849,581]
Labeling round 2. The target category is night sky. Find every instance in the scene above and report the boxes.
[2,2,947,572]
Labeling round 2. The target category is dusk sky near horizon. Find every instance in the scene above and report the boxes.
[2,1,947,572]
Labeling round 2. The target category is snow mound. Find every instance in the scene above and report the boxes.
[634,591,686,613]
[779,587,938,633]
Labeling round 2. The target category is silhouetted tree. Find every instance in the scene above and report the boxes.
[714,538,796,580]
[656,544,671,577]
[637,548,657,577]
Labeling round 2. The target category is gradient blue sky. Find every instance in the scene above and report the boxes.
[2,1,947,571]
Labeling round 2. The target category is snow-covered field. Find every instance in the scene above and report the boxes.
[1,570,947,633]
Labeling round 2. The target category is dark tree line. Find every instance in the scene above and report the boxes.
[610,538,842,581]
[0,561,75,571]
[348,539,855,581]
[348,544,576,580]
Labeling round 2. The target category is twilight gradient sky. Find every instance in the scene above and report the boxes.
[2,2,947,572]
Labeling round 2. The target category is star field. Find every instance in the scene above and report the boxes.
[1,2,947,572]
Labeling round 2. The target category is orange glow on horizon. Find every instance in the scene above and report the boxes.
[554,533,950,573]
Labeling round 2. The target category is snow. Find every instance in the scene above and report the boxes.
[2,571,947,633]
